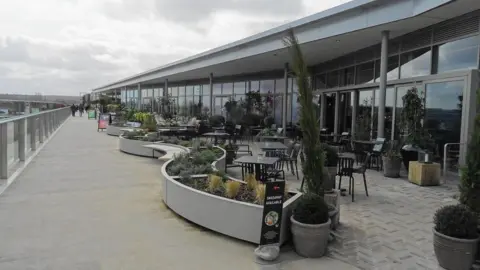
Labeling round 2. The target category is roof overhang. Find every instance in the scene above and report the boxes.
[92,0,477,93]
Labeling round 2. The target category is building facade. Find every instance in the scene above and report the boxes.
[92,0,480,166]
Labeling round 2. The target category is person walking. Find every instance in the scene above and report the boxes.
[70,104,76,117]
[79,103,84,117]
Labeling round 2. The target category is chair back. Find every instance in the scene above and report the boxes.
[337,157,354,177]
[285,140,294,155]
[359,152,372,174]
[291,143,302,159]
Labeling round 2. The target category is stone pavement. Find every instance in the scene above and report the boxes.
[0,116,357,270]
[228,142,459,270]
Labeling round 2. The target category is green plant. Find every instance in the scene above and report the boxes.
[399,87,433,150]
[434,204,478,239]
[284,30,325,196]
[255,184,266,204]
[209,115,225,127]
[293,193,329,225]
[322,144,338,167]
[208,174,223,192]
[459,89,480,214]
[245,173,257,191]
[383,140,402,158]
[225,181,241,198]
[263,116,274,127]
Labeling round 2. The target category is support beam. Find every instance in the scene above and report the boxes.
[137,83,142,110]
[377,30,389,138]
[209,73,214,116]
[334,92,340,135]
[282,63,289,135]
[319,93,326,129]
[351,90,359,138]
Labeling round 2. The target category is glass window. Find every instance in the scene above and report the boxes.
[213,83,222,95]
[201,84,209,95]
[326,71,339,88]
[273,95,283,125]
[177,96,186,115]
[186,85,194,96]
[234,82,246,94]
[355,90,374,140]
[193,85,201,96]
[374,56,400,81]
[260,80,274,94]
[425,81,463,158]
[202,95,210,114]
[339,67,355,87]
[222,83,233,95]
[168,87,172,95]
[250,81,260,92]
[437,36,479,73]
[400,47,431,78]
[178,86,186,96]
[171,87,178,97]
[275,79,285,94]
[315,74,327,90]
[355,62,374,84]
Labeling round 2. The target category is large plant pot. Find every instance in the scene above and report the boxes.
[401,145,421,171]
[382,156,402,178]
[433,229,479,270]
[323,166,337,192]
[328,207,339,230]
[291,216,331,258]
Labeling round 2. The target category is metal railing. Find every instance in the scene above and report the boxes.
[443,142,466,181]
[0,107,71,179]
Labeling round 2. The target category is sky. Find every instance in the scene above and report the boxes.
[0,0,352,96]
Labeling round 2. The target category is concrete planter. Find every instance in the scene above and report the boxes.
[119,135,162,157]
[160,157,302,245]
[433,229,479,270]
[382,156,402,178]
[291,215,331,258]
[106,125,127,136]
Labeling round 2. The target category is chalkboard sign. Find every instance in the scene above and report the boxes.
[98,114,109,131]
[259,180,285,246]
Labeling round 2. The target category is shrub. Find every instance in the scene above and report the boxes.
[434,204,478,239]
[245,174,257,191]
[208,174,223,192]
[263,116,275,127]
[209,115,225,127]
[255,184,266,204]
[225,181,241,198]
[293,194,330,224]
[322,144,338,167]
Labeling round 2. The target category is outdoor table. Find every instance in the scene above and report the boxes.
[233,155,279,182]
[256,141,287,157]
[203,132,230,145]
[260,135,287,142]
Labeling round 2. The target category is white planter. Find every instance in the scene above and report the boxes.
[118,136,189,158]
[106,125,126,136]
[161,157,302,245]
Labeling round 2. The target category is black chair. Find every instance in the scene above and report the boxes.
[282,143,301,180]
[338,153,371,202]
[370,138,386,171]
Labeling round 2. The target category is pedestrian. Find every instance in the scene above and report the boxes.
[79,103,84,117]
[70,104,76,117]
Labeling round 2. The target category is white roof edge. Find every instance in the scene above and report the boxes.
[92,0,377,91]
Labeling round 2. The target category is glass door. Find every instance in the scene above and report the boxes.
[392,83,423,141]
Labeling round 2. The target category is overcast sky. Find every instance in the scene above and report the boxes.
[0,0,351,96]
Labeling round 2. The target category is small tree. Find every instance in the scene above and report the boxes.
[459,89,480,215]
[284,30,325,197]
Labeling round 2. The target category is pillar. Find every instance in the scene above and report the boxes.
[351,90,359,138]
[334,92,340,135]
[209,73,214,116]
[377,30,389,138]
[319,93,326,129]
[282,63,289,135]
[137,84,142,110]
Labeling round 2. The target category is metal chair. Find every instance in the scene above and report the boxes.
[338,153,371,202]
[282,143,302,180]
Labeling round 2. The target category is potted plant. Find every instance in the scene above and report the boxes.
[398,87,432,170]
[382,140,402,178]
[433,204,479,270]
[322,144,338,192]
[285,30,332,258]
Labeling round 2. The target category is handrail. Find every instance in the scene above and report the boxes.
[443,142,466,183]
[0,107,68,125]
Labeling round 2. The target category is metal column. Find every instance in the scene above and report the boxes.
[137,84,142,110]
[351,90,359,138]
[334,92,340,135]
[377,30,389,138]
[319,93,326,129]
[282,63,289,135]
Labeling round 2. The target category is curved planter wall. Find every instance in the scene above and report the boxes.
[118,136,189,158]
[107,125,126,136]
[161,156,301,245]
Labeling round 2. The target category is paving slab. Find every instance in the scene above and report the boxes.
[0,117,356,270]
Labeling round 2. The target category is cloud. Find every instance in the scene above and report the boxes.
[0,0,352,96]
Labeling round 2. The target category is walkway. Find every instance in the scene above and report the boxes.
[0,116,357,270]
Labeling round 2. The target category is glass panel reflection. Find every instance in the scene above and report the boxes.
[400,47,431,78]
[437,36,479,73]
[425,80,464,158]
[355,90,374,140]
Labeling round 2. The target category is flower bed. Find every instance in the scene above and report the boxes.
[118,131,191,158]
[161,146,301,245]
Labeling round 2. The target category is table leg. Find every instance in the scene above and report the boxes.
[214,137,218,145]
[254,164,262,182]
